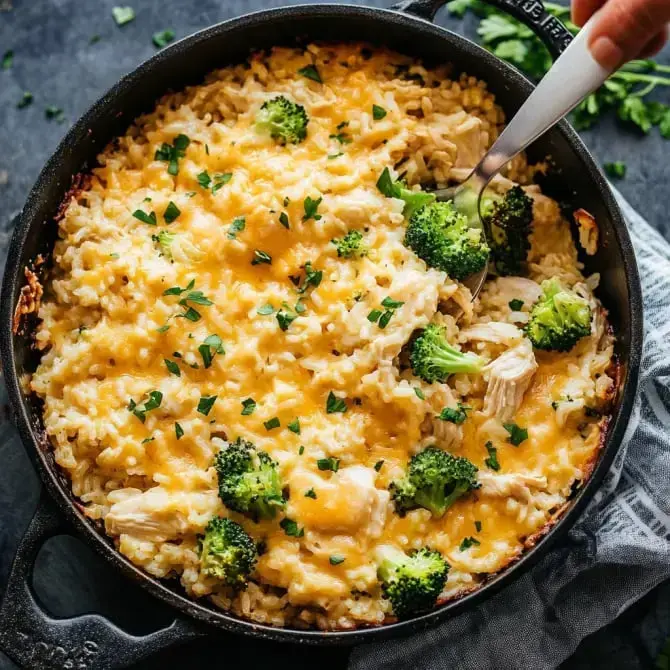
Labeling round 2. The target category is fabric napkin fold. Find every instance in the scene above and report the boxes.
[349,188,670,670]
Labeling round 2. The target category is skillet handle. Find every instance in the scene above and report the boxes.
[391,0,574,58]
[0,494,205,669]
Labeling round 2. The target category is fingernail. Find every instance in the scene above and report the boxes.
[590,36,624,70]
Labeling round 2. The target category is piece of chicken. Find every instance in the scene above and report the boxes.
[478,471,547,502]
[489,276,543,308]
[459,322,523,346]
[483,338,538,421]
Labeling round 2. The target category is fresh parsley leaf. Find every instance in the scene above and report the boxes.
[375,167,396,197]
[179,307,201,322]
[329,132,352,145]
[132,209,157,225]
[374,460,384,472]
[17,91,33,109]
[180,290,213,306]
[156,324,170,333]
[153,29,176,49]
[459,536,481,551]
[303,196,323,221]
[264,417,280,431]
[257,303,275,315]
[198,334,224,368]
[128,390,163,423]
[45,105,65,122]
[475,520,482,532]
[326,391,347,414]
[175,422,184,439]
[164,359,180,376]
[294,300,306,314]
[154,134,190,175]
[276,309,297,331]
[112,6,135,26]
[484,441,500,471]
[211,172,232,194]
[305,488,317,499]
[297,261,322,294]
[414,387,425,400]
[298,65,322,83]
[280,518,304,537]
[378,311,394,329]
[618,97,652,133]
[367,309,382,323]
[163,201,181,223]
[438,403,470,424]
[287,418,301,434]
[241,398,256,415]
[329,555,345,565]
[317,456,340,472]
[298,445,305,455]
[604,161,626,179]
[503,422,528,446]
[372,104,387,120]
[279,212,290,229]
[227,216,245,240]
[197,395,217,415]
[197,171,211,188]
[508,298,524,311]
[381,296,404,309]
[251,250,272,266]
[2,50,14,70]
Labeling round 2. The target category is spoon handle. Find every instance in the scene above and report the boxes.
[472,14,611,189]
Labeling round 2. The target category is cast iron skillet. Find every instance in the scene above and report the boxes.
[0,0,642,667]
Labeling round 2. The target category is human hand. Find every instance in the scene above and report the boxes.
[572,0,670,69]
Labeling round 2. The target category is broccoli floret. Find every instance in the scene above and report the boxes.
[154,230,204,263]
[376,167,436,219]
[255,96,308,145]
[377,545,449,617]
[199,516,257,588]
[404,200,490,281]
[483,185,534,276]
[410,323,484,383]
[332,230,368,258]
[156,230,175,258]
[526,278,592,352]
[214,438,285,520]
[389,446,480,518]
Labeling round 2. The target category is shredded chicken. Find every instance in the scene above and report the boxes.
[491,276,543,308]
[574,208,599,255]
[459,322,523,345]
[483,338,538,421]
[478,471,547,502]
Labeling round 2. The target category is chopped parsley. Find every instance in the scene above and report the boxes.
[329,131,352,145]
[132,209,157,225]
[197,394,217,416]
[372,104,387,120]
[303,196,323,221]
[414,387,425,400]
[374,460,384,472]
[484,441,500,471]
[317,457,340,472]
[128,390,163,423]
[175,422,184,440]
[164,359,180,377]
[326,391,347,414]
[241,398,257,415]
[264,417,280,431]
[305,488,317,499]
[298,446,305,455]
[141,437,154,444]
[287,418,301,434]
[381,296,404,309]
[257,303,275,315]
[152,29,176,49]
[45,106,65,123]
[367,309,383,323]
[368,296,404,329]
[327,152,344,160]
[279,212,290,229]
[197,171,211,188]
[459,536,481,551]
[475,520,482,532]
[508,299,524,311]
[329,555,345,565]
[2,50,14,70]
[156,324,170,333]
[276,308,297,331]
[212,172,233,194]
[604,161,626,179]
[112,6,135,26]
[198,334,224,368]
[280,518,304,537]
[227,216,246,240]
[163,201,181,224]
[297,262,322,294]
[503,422,528,446]
[294,300,306,314]
[251,250,272,266]
[17,92,33,109]
[438,403,470,425]
[154,134,190,175]
[297,64,322,83]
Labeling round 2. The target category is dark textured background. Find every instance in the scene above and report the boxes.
[1,1,670,668]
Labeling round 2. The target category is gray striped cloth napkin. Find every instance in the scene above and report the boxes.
[349,189,670,670]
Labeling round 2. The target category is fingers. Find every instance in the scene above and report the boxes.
[638,27,669,58]
[571,0,606,27]
[585,0,670,69]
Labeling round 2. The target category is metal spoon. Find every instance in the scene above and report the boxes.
[433,15,612,299]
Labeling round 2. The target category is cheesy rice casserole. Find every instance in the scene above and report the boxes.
[29,43,615,629]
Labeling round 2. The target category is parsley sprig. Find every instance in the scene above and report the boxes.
[155,134,190,176]
[163,279,213,322]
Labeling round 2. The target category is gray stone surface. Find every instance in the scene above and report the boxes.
[1,1,669,668]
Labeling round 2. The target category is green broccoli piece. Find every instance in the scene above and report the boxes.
[483,185,534,276]
[389,446,480,518]
[526,278,592,352]
[377,545,450,617]
[255,96,308,145]
[404,200,490,281]
[199,516,258,588]
[214,437,285,520]
[156,230,175,259]
[410,323,484,383]
[376,167,436,220]
[332,230,368,258]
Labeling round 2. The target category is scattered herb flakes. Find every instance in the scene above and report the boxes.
[294,300,306,314]
[45,105,65,122]
[303,195,323,221]
[89,34,101,45]
[326,391,347,414]
[227,216,246,240]
[198,334,224,368]
[17,91,33,109]
[508,298,524,311]
[156,324,170,333]
[241,398,257,416]
[381,297,404,309]
[374,460,384,472]
[155,134,190,175]
[475,520,482,532]
[304,488,317,499]
[368,296,403,329]
[2,50,13,70]
[503,422,528,446]
[329,131,352,145]
[175,422,184,440]
[153,29,176,49]
[164,359,180,377]
[378,310,395,329]
[132,209,157,225]
[276,309,297,331]
[197,171,211,189]
[414,387,425,400]
[128,390,163,423]
[297,64,322,83]
[112,6,135,26]
[372,104,387,120]
[279,212,290,229]
[211,172,232,194]
[163,201,181,224]
[329,555,345,565]
[459,536,481,551]
[280,518,304,537]
[376,167,395,197]
[604,161,627,179]
[367,309,382,323]
[327,152,344,160]
[287,418,301,434]
[264,417,280,431]
[298,445,305,455]
[317,456,340,472]
[180,307,201,322]
[251,250,272,266]
[257,303,275,315]
[438,403,470,425]
[484,441,500,471]
[297,262,322,294]
[141,436,155,444]
[197,394,217,415]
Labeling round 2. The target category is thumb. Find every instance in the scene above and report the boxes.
[586,0,670,69]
